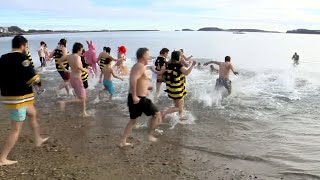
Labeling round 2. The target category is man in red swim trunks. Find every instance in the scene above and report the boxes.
[59,43,89,117]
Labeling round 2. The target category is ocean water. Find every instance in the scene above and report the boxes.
[1,31,320,179]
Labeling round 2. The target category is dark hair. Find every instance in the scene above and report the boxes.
[82,49,85,55]
[72,42,83,54]
[106,58,112,65]
[104,47,111,53]
[12,35,28,49]
[59,39,67,47]
[171,51,181,62]
[40,41,45,46]
[180,49,184,53]
[225,56,231,62]
[136,48,149,59]
[160,48,169,55]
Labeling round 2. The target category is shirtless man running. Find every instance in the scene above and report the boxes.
[59,43,89,117]
[204,56,239,95]
[119,48,161,147]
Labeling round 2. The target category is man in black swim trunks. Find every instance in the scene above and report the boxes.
[119,48,161,147]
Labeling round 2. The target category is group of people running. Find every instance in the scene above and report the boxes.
[0,35,238,166]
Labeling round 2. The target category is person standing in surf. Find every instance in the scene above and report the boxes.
[59,43,89,117]
[114,46,129,76]
[204,56,239,95]
[119,48,161,147]
[156,51,197,120]
[37,41,46,68]
[49,39,71,96]
[154,48,169,100]
[0,35,49,166]
[292,52,300,66]
[26,50,46,95]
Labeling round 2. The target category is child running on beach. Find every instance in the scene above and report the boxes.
[99,58,123,101]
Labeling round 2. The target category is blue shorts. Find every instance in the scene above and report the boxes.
[8,107,27,121]
[103,80,115,95]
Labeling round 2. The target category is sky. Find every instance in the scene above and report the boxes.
[0,0,320,32]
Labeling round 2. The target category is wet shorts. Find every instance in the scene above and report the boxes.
[127,93,159,119]
[8,107,27,121]
[103,80,115,95]
[215,78,232,94]
[58,71,70,81]
[70,76,86,98]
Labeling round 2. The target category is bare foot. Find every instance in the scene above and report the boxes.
[0,159,18,166]
[180,116,188,121]
[148,135,158,143]
[36,137,49,147]
[82,112,90,117]
[119,141,133,148]
[59,101,66,111]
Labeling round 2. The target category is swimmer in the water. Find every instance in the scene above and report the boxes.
[0,35,49,166]
[204,56,239,95]
[99,58,123,101]
[292,52,300,66]
[59,43,89,117]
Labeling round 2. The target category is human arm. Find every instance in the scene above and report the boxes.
[150,66,166,75]
[204,61,221,66]
[20,55,40,85]
[230,64,239,76]
[111,69,124,81]
[130,65,144,104]
[180,61,197,75]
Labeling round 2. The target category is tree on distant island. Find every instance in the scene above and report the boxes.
[8,26,25,33]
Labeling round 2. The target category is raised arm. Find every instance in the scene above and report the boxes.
[180,61,197,75]
[130,65,144,104]
[204,61,221,66]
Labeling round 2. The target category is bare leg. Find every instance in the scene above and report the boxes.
[109,94,113,101]
[162,100,180,120]
[156,82,162,99]
[26,105,49,147]
[148,112,161,142]
[177,99,186,120]
[59,99,81,111]
[0,121,23,166]
[81,97,89,117]
[119,119,138,147]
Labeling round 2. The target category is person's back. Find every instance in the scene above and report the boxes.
[218,62,232,80]
[103,66,113,80]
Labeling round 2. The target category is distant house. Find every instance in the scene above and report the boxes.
[0,27,9,33]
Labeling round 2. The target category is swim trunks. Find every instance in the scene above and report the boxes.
[70,76,86,98]
[215,78,232,94]
[127,93,159,119]
[103,80,115,95]
[8,106,27,121]
[58,71,70,81]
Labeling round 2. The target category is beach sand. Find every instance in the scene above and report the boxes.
[0,77,277,180]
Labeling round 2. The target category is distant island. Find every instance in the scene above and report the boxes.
[1,26,320,37]
[286,29,320,35]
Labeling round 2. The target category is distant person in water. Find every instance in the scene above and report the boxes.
[210,65,218,74]
[292,52,299,66]
[154,48,170,99]
[119,48,161,147]
[99,58,123,101]
[154,51,196,120]
[197,62,203,70]
[59,43,89,117]
[49,39,71,96]
[204,56,239,95]
[0,35,49,166]
[37,41,46,68]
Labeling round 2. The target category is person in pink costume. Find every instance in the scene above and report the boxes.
[84,40,98,75]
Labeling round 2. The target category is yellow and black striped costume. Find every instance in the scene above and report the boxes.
[81,56,89,89]
[164,63,187,99]
[0,52,40,109]
[53,48,69,71]
[26,51,34,67]
[99,58,108,71]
